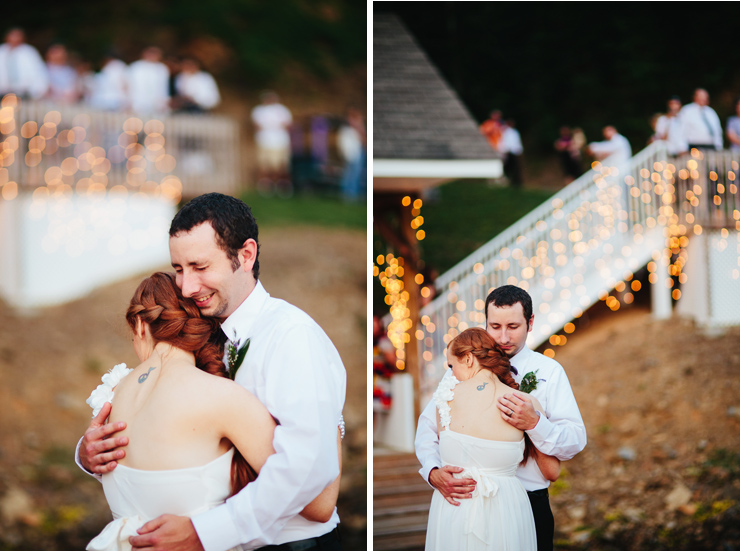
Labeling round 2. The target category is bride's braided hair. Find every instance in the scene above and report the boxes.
[125,272,256,494]
[125,272,225,376]
[448,327,535,464]
[448,328,518,390]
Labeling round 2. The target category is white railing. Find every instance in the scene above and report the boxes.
[1,98,240,199]
[417,142,740,402]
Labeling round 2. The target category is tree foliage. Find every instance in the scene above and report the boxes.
[8,0,366,85]
[377,2,740,153]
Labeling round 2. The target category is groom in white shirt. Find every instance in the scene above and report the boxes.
[78,193,346,551]
[415,285,586,551]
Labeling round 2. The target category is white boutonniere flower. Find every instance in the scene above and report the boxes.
[227,333,250,380]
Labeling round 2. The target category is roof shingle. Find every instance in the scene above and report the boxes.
[373,13,498,161]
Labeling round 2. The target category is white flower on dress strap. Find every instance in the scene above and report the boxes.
[432,371,461,430]
[338,413,346,440]
[86,363,132,418]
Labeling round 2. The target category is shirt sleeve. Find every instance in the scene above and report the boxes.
[526,364,587,461]
[191,323,345,551]
[73,437,103,482]
[415,398,441,486]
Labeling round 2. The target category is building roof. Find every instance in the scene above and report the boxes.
[373,13,498,162]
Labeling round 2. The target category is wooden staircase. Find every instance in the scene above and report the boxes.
[373,453,433,551]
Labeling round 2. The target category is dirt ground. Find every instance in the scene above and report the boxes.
[548,301,740,550]
[0,226,367,550]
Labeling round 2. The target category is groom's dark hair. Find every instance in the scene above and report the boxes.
[169,193,260,279]
[484,285,533,322]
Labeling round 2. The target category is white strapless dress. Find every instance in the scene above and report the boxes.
[424,376,536,551]
[87,449,238,551]
[85,364,239,551]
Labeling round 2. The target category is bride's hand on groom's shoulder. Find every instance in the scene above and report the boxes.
[429,466,476,506]
[80,402,129,474]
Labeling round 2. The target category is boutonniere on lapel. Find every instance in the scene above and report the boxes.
[227,333,250,380]
[520,370,545,394]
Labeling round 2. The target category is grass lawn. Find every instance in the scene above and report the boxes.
[420,179,556,273]
[238,192,366,230]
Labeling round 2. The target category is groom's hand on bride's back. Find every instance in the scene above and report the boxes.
[429,466,475,506]
[80,402,129,474]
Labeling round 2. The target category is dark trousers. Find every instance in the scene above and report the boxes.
[527,489,554,551]
[255,528,341,551]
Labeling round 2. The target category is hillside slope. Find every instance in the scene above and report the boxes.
[549,304,740,550]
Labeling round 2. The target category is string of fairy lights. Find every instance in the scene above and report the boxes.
[378,147,740,380]
[373,195,428,370]
[0,94,183,206]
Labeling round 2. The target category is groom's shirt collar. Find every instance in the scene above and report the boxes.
[220,280,269,344]
[509,345,532,379]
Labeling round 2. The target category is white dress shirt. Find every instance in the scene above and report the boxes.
[655,114,688,156]
[251,103,292,149]
[679,102,723,150]
[89,59,129,111]
[588,134,632,164]
[500,127,523,155]
[191,280,346,551]
[415,346,586,492]
[175,71,221,110]
[0,43,49,99]
[127,59,170,115]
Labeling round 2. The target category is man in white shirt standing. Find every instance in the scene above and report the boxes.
[654,96,688,156]
[587,125,632,164]
[78,193,346,551]
[679,88,723,151]
[0,27,49,99]
[251,91,293,196]
[128,46,170,115]
[173,58,221,113]
[500,119,524,188]
[415,285,586,551]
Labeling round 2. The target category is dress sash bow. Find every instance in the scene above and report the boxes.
[86,516,145,551]
[454,465,515,545]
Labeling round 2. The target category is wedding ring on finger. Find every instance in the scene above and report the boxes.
[508,408,513,416]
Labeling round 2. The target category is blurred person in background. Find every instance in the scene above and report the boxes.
[128,46,170,115]
[679,88,722,151]
[480,109,504,152]
[251,90,293,196]
[73,55,96,105]
[725,97,740,152]
[337,105,366,201]
[654,95,687,156]
[554,126,585,182]
[587,125,631,164]
[172,57,221,113]
[500,118,524,187]
[45,43,79,104]
[0,27,48,99]
[89,51,129,111]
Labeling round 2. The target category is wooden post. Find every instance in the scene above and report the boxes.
[400,199,422,422]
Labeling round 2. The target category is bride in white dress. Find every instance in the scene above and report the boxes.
[84,272,339,551]
[424,328,560,551]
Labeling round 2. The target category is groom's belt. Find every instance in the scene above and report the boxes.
[254,527,340,551]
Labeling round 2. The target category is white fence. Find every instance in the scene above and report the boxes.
[0,97,240,199]
[417,142,740,403]
[0,96,243,309]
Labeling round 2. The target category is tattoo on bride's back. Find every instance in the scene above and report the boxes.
[138,367,156,383]
[477,382,488,391]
